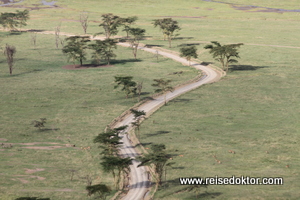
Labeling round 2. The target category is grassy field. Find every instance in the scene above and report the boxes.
[0,31,196,200]
[0,0,300,199]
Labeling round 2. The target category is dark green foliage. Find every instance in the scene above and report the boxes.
[114,76,137,99]
[180,45,198,66]
[99,13,122,38]
[121,16,138,38]
[100,156,132,190]
[0,10,29,31]
[130,109,146,137]
[94,130,122,156]
[32,118,47,130]
[128,27,146,59]
[153,18,180,47]
[89,38,117,65]
[137,144,170,185]
[204,41,244,72]
[62,36,90,66]
[86,184,111,200]
[152,79,174,105]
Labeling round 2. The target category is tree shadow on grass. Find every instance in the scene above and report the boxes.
[144,44,165,48]
[173,37,194,40]
[177,43,201,47]
[200,61,213,66]
[0,69,44,78]
[229,65,268,71]
[186,192,223,199]
[170,98,193,103]
[145,130,170,137]
[111,58,142,65]
[27,29,46,33]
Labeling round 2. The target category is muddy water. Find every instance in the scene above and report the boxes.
[202,0,300,13]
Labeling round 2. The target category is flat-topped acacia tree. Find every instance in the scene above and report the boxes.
[98,13,122,39]
[128,27,145,60]
[204,41,244,72]
[0,10,29,31]
[180,45,198,66]
[153,18,180,48]
[62,36,90,66]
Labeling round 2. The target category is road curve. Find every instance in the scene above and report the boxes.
[112,43,222,200]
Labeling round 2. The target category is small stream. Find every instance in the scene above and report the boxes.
[0,0,56,6]
[202,0,300,13]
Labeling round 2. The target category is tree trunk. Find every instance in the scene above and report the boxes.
[168,37,172,48]
[80,58,83,66]
[9,66,12,75]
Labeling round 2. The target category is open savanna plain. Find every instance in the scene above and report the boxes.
[1,0,300,199]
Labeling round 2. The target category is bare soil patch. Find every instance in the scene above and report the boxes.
[22,146,63,150]
[0,138,7,141]
[62,64,114,70]
[25,168,45,174]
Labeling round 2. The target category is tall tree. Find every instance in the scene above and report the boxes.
[180,45,198,66]
[130,109,146,138]
[62,36,90,66]
[128,27,145,60]
[99,13,122,38]
[100,156,132,190]
[121,16,138,38]
[137,144,169,186]
[94,130,123,156]
[114,76,137,99]
[3,44,16,75]
[0,10,29,31]
[80,12,89,34]
[89,38,117,65]
[152,78,174,105]
[153,18,180,48]
[204,41,244,72]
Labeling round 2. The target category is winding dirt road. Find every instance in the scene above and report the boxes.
[112,43,222,200]
[37,30,222,199]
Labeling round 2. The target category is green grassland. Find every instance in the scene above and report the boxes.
[0,32,197,200]
[0,0,300,199]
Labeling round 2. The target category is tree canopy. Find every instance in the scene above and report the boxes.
[153,18,180,48]
[114,76,137,99]
[89,38,117,65]
[152,78,174,105]
[204,41,244,72]
[128,27,145,59]
[0,10,29,31]
[62,36,90,66]
[99,13,122,38]
[180,45,198,66]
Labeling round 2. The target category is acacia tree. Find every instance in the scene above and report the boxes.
[138,144,169,186]
[128,27,145,60]
[152,78,174,105]
[80,12,89,34]
[204,41,244,72]
[93,127,126,156]
[89,38,117,65]
[153,18,180,48]
[180,45,198,66]
[4,44,16,75]
[100,156,132,190]
[0,10,29,31]
[121,16,138,38]
[114,76,137,99]
[98,13,122,39]
[62,36,90,66]
[86,184,111,200]
[130,109,146,138]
